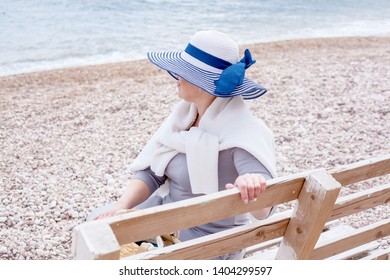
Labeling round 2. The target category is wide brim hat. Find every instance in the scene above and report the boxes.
[147,30,267,100]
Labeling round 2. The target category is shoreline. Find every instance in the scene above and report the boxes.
[1,35,389,260]
[1,34,390,79]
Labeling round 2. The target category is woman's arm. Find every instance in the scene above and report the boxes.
[226,173,272,219]
[93,179,151,220]
[227,148,274,220]
[94,168,167,220]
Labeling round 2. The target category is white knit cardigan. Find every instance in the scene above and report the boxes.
[130,96,277,194]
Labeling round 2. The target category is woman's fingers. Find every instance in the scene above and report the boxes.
[226,174,267,204]
[93,208,119,220]
[225,183,235,190]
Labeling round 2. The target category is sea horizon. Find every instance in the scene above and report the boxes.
[1,0,390,77]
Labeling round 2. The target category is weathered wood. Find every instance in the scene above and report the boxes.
[326,242,380,260]
[244,237,283,257]
[70,154,390,260]
[310,224,378,260]
[276,170,341,259]
[245,224,374,260]
[109,154,390,247]
[245,184,390,259]
[330,184,390,221]
[246,241,382,260]
[311,219,390,259]
[126,180,390,260]
[329,154,390,186]
[124,182,389,260]
[361,249,390,260]
[108,174,305,246]
[72,221,120,260]
[244,248,277,260]
[125,212,290,260]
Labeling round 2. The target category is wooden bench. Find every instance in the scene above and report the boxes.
[71,154,390,260]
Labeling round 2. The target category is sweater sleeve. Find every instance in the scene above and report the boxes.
[232,148,273,180]
[133,168,167,194]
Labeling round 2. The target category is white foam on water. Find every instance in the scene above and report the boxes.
[1,0,390,76]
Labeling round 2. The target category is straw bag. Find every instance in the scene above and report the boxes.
[115,209,181,258]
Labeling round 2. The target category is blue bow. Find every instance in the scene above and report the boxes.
[214,49,256,95]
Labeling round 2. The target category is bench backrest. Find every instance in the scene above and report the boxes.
[71,154,390,260]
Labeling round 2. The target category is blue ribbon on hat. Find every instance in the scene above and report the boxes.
[185,44,256,95]
[214,49,256,94]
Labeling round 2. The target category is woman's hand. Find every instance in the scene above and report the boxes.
[93,179,151,220]
[93,203,127,220]
[225,173,267,204]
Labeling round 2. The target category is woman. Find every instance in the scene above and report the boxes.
[91,30,277,259]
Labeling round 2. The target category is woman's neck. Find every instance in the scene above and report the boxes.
[192,95,216,127]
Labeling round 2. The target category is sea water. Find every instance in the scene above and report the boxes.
[1,0,390,76]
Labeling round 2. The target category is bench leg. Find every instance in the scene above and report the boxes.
[275,170,341,260]
[72,221,120,260]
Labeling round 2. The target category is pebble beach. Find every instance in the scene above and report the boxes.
[0,36,389,260]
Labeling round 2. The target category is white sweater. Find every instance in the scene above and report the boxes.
[130,96,276,194]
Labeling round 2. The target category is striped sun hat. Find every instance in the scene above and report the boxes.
[147,30,267,100]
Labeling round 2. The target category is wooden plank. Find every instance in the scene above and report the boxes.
[329,154,390,186]
[330,184,390,221]
[244,211,292,257]
[108,154,389,246]
[124,181,389,260]
[124,212,290,260]
[71,154,390,259]
[244,248,277,260]
[311,219,390,259]
[247,182,387,263]
[72,221,120,260]
[245,224,356,260]
[231,184,390,260]
[360,249,390,260]
[107,174,306,246]
[75,177,389,257]
[326,242,379,260]
[276,170,341,259]
[244,237,282,257]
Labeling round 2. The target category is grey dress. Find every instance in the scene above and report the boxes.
[133,147,273,259]
[88,147,272,259]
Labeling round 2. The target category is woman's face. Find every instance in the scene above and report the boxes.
[177,77,199,102]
